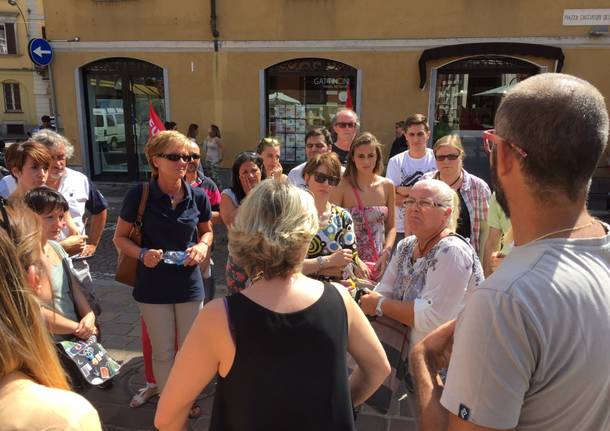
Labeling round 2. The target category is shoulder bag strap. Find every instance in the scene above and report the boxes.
[135,182,150,227]
[351,186,379,261]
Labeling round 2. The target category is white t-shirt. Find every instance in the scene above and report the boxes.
[441,224,610,430]
[287,162,307,189]
[0,174,16,198]
[385,149,436,233]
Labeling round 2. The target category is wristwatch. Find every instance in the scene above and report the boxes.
[316,256,325,270]
[375,297,386,317]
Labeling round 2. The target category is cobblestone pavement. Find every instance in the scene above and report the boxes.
[81,182,417,430]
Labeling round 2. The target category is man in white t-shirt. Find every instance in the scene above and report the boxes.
[385,114,436,239]
[288,127,344,188]
[410,73,610,431]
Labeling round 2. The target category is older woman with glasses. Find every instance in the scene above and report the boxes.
[422,135,491,257]
[300,152,369,281]
[359,179,483,355]
[114,131,213,417]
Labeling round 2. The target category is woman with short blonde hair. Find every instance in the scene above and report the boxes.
[156,179,390,430]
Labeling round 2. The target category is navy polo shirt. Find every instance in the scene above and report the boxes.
[120,179,212,304]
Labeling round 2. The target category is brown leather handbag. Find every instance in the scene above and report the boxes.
[115,183,149,287]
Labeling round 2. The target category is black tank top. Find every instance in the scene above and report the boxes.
[210,282,355,431]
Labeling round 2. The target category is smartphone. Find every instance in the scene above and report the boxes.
[71,254,94,262]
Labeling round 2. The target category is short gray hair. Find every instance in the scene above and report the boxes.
[495,73,609,201]
[415,178,460,232]
[31,130,74,160]
[331,108,360,128]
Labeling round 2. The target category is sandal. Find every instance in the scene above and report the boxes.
[188,403,202,419]
[129,382,159,408]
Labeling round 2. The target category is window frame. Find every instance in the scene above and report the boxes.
[0,20,17,55]
[3,81,23,113]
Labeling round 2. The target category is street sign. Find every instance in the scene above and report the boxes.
[28,38,53,66]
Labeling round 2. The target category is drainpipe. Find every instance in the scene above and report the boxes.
[210,0,220,52]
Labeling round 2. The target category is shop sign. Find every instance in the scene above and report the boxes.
[563,9,610,26]
[309,76,351,90]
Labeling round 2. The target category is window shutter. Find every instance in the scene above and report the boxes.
[5,23,16,54]
[13,83,21,111]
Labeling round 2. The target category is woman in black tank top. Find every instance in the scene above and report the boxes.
[155,180,390,431]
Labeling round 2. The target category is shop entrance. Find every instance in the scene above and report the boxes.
[82,58,165,181]
[430,56,541,183]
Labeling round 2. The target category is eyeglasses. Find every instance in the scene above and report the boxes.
[402,197,442,210]
[189,153,201,160]
[158,153,192,162]
[482,129,528,159]
[435,153,460,162]
[313,172,340,186]
[336,122,356,129]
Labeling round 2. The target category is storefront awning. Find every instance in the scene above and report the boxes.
[418,42,565,89]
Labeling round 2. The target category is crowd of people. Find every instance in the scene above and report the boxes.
[0,72,608,431]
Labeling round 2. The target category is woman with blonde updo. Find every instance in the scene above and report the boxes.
[0,199,101,430]
[156,179,390,431]
[256,137,287,180]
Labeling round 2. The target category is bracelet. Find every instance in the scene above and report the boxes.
[316,256,325,270]
[139,248,148,262]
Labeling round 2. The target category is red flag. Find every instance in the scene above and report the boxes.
[345,83,353,109]
[148,101,165,136]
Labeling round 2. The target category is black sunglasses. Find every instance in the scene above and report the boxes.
[313,173,340,186]
[435,153,460,161]
[190,153,201,160]
[158,153,192,162]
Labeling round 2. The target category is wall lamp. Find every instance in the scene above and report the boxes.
[7,0,30,38]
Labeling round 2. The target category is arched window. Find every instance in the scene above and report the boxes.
[431,56,541,183]
[265,58,357,164]
[81,58,165,180]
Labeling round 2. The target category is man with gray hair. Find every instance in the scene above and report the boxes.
[411,73,610,431]
[331,108,359,164]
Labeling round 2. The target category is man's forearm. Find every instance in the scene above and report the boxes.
[88,210,108,246]
[410,344,449,431]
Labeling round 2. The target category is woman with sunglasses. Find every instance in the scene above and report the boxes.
[114,131,213,418]
[256,137,287,180]
[420,135,491,257]
[300,152,367,281]
[359,178,483,369]
[0,200,102,430]
[330,132,396,281]
[220,152,263,293]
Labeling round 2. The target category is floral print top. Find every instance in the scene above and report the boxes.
[307,204,358,261]
[347,206,388,263]
[374,234,484,349]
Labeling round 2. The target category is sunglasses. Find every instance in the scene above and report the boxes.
[190,153,201,160]
[313,172,340,186]
[158,153,193,162]
[435,153,460,161]
[336,122,356,129]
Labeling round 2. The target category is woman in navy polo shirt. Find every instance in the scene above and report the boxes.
[113,131,212,399]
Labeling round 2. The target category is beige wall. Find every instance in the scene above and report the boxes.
[46,0,610,41]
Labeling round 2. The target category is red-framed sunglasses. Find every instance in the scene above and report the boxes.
[482,129,528,159]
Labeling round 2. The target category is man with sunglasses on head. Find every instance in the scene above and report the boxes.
[288,127,345,189]
[386,114,437,244]
[331,108,360,164]
[411,74,610,431]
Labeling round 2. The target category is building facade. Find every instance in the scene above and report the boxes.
[44,0,610,182]
[1,0,50,141]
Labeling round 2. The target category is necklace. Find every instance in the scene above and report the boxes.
[531,221,595,243]
[416,226,447,257]
[436,171,462,188]
[318,203,331,226]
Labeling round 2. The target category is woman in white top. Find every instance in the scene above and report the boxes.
[359,179,483,350]
[0,199,101,430]
[203,124,223,165]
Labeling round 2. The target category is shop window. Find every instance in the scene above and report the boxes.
[431,56,540,183]
[265,58,357,164]
[0,23,17,55]
[3,82,22,112]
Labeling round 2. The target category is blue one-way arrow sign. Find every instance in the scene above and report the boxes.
[28,38,53,66]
